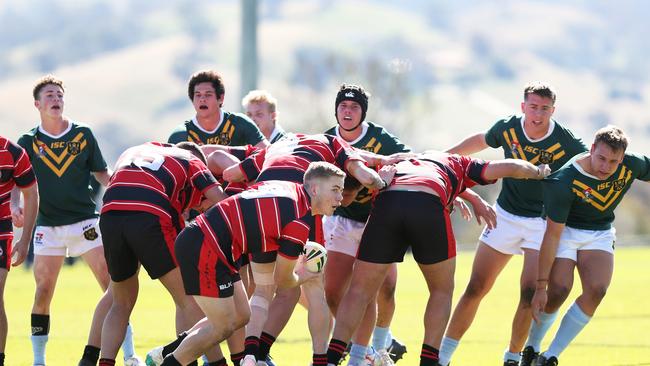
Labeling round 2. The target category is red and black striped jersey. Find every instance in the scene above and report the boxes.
[102,142,219,230]
[390,151,495,206]
[0,136,37,237]
[236,133,363,184]
[195,180,321,265]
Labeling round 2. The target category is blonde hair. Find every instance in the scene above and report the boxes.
[303,162,345,189]
[242,90,277,113]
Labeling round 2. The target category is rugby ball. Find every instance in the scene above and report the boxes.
[302,241,327,273]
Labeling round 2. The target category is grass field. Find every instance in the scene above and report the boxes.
[5,246,650,365]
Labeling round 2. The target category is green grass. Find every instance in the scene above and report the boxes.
[5,247,650,365]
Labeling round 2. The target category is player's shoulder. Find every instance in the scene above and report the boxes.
[17,126,39,147]
[323,125,337,136]
[491,114,520,128]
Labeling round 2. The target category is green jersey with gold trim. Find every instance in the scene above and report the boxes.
[543,152,650,231]
[324,121,410,222]
[168,111,265,146]
[485,115,587,217]
[17,122,107,226]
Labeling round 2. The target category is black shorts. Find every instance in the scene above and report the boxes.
[175,223,241,298]
[0,236,12,271]
[357,191,456,265]
[100,211,179,282]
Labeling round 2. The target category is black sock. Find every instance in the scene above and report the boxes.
[160,355,182,366]
[327,339,348,365]
[420,343,439,366]
[162,332,189,357]
[0,352,5,366]
[31,313,50,336]
[81,345,101,364]
[258,331,276,360]
[312,353,327,366]
[244,336,260,358]
[230,351,245,365]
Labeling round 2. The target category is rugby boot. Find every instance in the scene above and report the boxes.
[520,346,538,366]
[386,339,407,363]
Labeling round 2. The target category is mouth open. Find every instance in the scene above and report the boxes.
[199,105,208,110]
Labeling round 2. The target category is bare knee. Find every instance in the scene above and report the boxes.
[463,278,489,299]
[584,284,608,305]
[519,285,536,307]
[378,278,396,303]
[547,284,572,309]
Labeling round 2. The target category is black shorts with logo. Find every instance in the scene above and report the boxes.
[100,211,179,282]
[357,190,456,265]
[175,222,241,298]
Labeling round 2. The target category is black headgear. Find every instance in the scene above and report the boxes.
[335,84,369,131]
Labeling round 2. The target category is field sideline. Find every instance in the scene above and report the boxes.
[5,246,650,365]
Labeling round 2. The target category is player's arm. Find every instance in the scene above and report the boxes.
[200,143,237,155]
[274,254,318,289]
[222,163,246,182]
[345,160,388,191]
[458,189,497,229]
[200,185,228,209]
[207,150,241,178]
[483,160,550,181]
[254,139,270,149]
[12,183,39,266]
[355,150,415,167]
[445,132,489,155]
[92,169,112,186]
[531,218,565,322]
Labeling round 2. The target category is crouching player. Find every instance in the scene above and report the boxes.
[148,162,347,366]
[527,126,649,366]
[326,151,551,366]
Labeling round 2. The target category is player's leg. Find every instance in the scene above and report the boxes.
[0,267,7,365]
[376,263,407,362]
[541,249,613,362]
[245,259,277,362]
[324,251,355,315]
[302,274,332,365]
[31,235,65,366]
[99,275,139,363]
[439,241,511,365]
[163,282,250,365]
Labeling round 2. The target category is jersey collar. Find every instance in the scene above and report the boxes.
[334,121,369,145]
[519,115,555,142]
[38,120,73,139]
[192,110,224,134]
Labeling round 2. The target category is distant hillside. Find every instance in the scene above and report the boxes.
[2,0,649,242]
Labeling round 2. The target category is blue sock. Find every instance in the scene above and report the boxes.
[201,355,209,365]
[384,329,393,349]
[347,343,367,366]
[526,311,559,352]
[438,337,459,366]
[372,326,390,351]
[546,302,591,358]
[504,350,521,362]
[121,323,136,359]
[31,335,48,365]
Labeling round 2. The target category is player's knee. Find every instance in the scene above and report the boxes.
[34,281,56,302]
[464,279,489,299]
[585,283,608,303]
[379,279,397,302]
[519,285,536,306]
[547,284,571,305]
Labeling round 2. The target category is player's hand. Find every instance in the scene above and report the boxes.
[536,164,551,179]
[294,255,321,284]
[471,198,497,229]
[11,237,29,267]
[378,165,397,189]
[453,197,472,221]
[11,205,24,228]
[531,287,548,324]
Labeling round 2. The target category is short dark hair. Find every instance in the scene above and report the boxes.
[594,125,628,152]
[303,162,345,190]
[524,81,556,104]
[33,75,65,100]
[176,141,207,164]
[187,70,225,102]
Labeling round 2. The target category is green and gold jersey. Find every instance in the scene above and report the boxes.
[543,152,650,231]
[17,122,107,226]
[168,111,266,146]
[324,121,410,222]
[485,115,587,217]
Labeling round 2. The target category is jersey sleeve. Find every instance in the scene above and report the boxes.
[16,134,33,161]
[330,136,364,169]
[227,144,258,161]
[168,124,189,144]
[626,152,650,181]
[484,117,510,148]
[188,158,219,193]
[277,218,310,259]
[9,140,36,187]
[542,175,575,224]
[462,156,497,186]
[85,128,108,172]
[380,129,411,154]
[237,148,266,182]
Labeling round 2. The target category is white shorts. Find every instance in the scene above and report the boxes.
[33,217,103,257]
[555,226,616,261]
[479,203,546,255]
[323,215,366,257]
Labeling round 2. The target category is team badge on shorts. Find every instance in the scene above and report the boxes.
[34,232,44,246]
[83,227,99,241]
[538,150,554,164]
[67,141,81,155]
[612,178,626,192]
